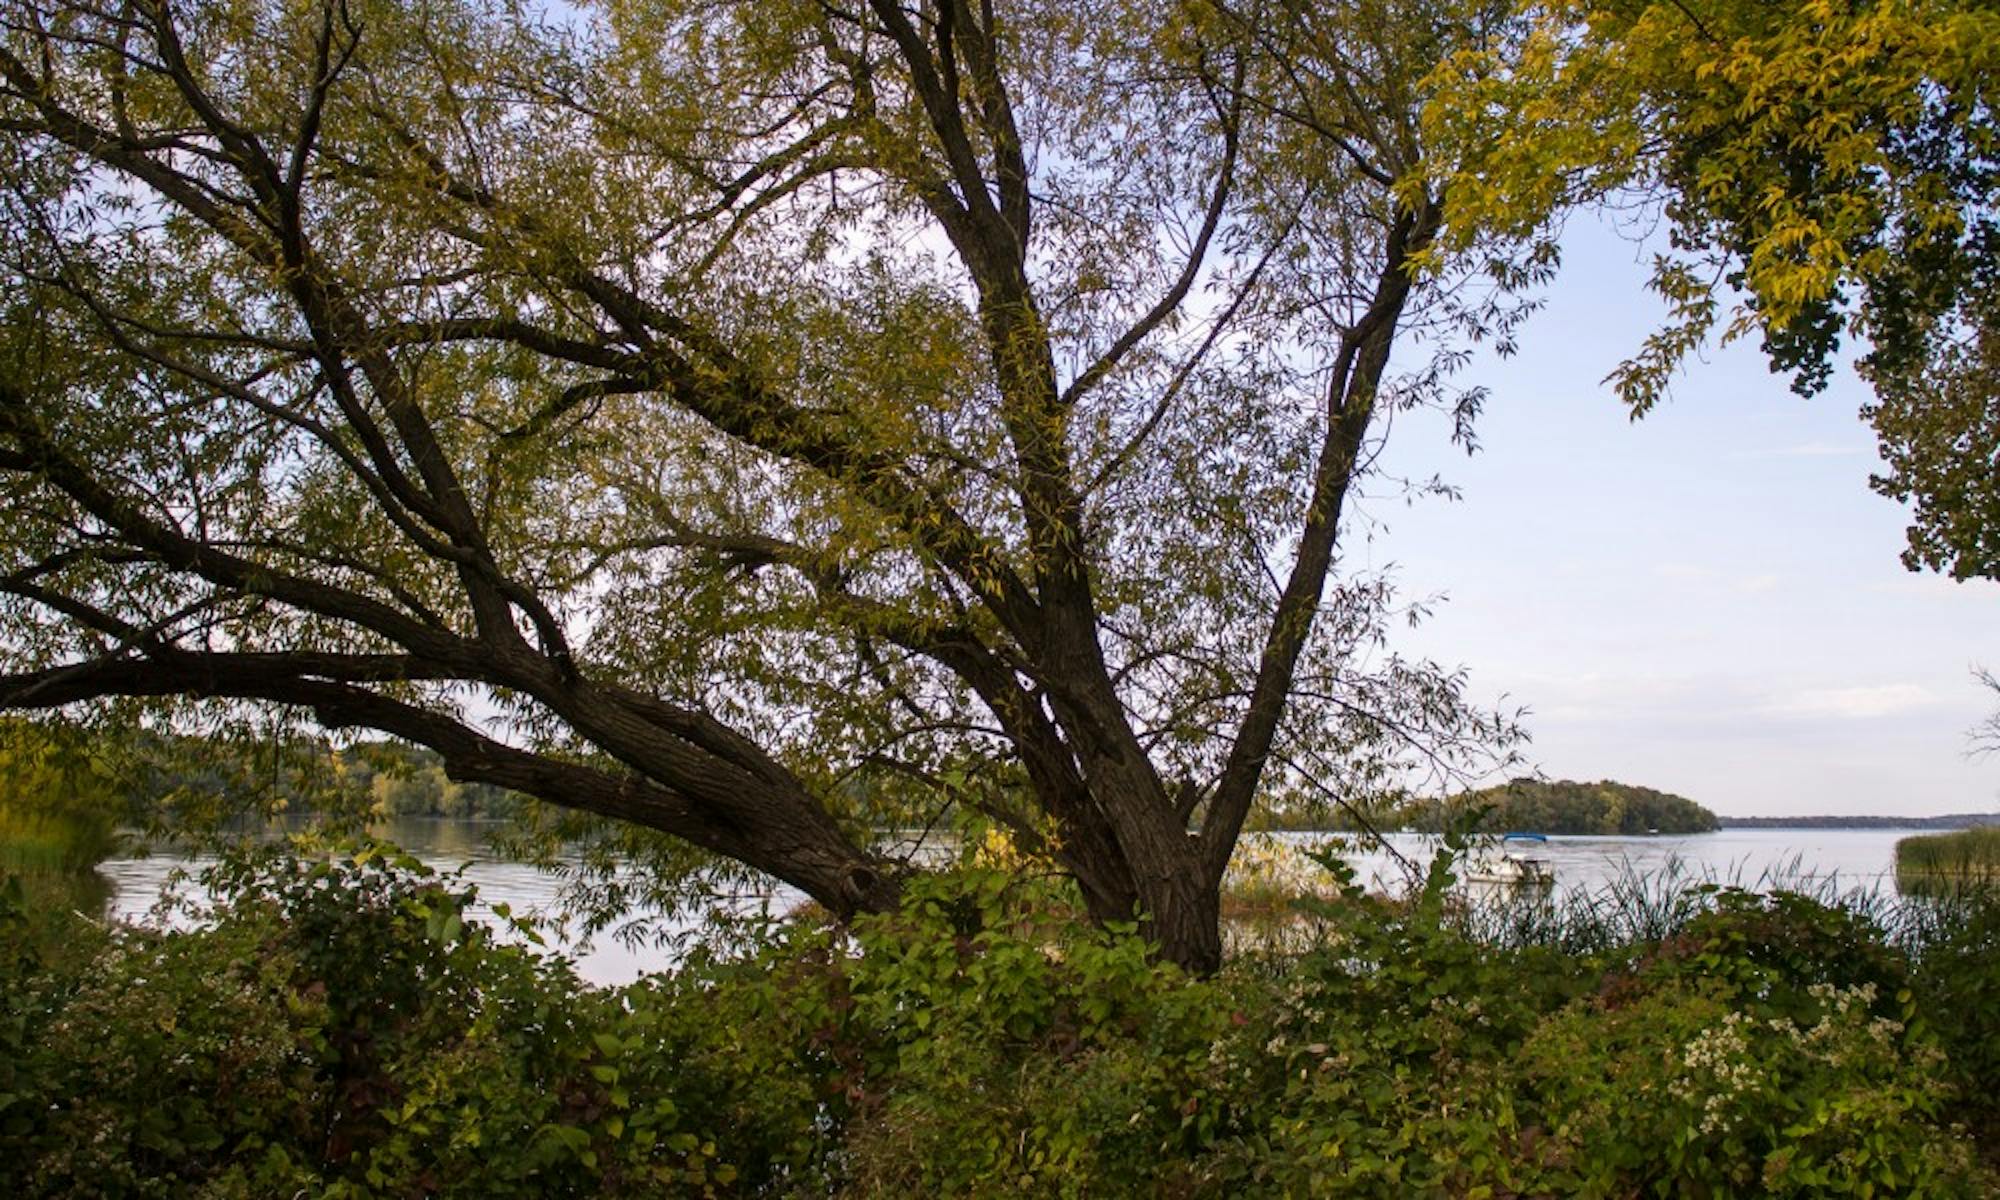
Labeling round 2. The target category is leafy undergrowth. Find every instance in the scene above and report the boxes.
[1,846,1994,1198]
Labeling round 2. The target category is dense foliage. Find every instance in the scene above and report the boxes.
[1256,777,1720,835]
[0,718,125,873]
[0,718,124,923]
[1,717,520,851]
[324,740,521,820]
[2,846,1993,1197]
[1431,777,1720,835]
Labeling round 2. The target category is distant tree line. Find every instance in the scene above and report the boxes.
[1248,778,1719,836]
[330,741,523,820]
[0,719,525,828]
[1417,779,1720,836]
[1721,814,2000,830]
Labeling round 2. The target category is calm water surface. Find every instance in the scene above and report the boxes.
[97,821,1935,986]
[96,817,786,987]
[1325,827,1918,895]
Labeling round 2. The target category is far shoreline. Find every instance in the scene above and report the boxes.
[1715,813,2000,831]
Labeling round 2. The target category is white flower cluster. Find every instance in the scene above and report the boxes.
[1807,980,1877,1016]
[1772,983,1903,1065]
[1670,1012,1758,1135]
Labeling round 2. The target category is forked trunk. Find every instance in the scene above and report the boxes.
[1059,802,1226,975]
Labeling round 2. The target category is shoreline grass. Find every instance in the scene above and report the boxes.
[1,806,124,930]
[1897,828,2000,895]
[0,808,123,876]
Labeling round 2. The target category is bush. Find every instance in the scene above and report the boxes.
[0,843,828,1198]
[1,851,1993,1197]
[1,908,328,1197]
[1519,982,1985,1196]
[1905,889,2000,1143]
[1629,887,1911,1022]
[831,870,1237,1196]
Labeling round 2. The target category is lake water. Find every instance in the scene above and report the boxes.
[95,817,760,987]
[1321,827,1917,895]
[96,821,1937,986]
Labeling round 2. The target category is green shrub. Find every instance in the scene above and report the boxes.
[833,869,1236,1196]
[2,852,1993,1198]
[2,914,329,1197]
[1518,981,1986,1196]
[1905,890,2000,1143]
[1194,884,1594,1197]
[1629,887,1911,1023]
[1,843,831,1198]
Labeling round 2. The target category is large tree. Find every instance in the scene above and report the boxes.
[0,0,1529,971]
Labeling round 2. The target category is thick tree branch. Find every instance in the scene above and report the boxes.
[1201,198,1442,881]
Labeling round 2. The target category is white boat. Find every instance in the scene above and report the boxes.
[1463,833,1555,886]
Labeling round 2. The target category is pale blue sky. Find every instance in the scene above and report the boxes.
[1359,216,1998,819]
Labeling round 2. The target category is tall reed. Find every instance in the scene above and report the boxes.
[0,806,123,875]
[1446,852,1927,955]
[1896,828,2000,894]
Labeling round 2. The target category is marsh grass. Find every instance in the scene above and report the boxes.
[1218,835,1371,956]
[0,807,123,875]
[0,804,124,931]
[1221,834,1350,910]
[1443,851,1944,955]
[1220,841,1928,958]
[1,865,112,924]
[1896,828,2000,895]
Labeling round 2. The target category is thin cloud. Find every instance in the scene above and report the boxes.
[1869,574,2000,604]
[1751,441,1867,459]
[1653,562,1783,594]
[1776,441,1865,457]
[1759,684,1939,720]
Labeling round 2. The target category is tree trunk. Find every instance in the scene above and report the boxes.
[1144,871,1225,976]
[1055,780,1223,975]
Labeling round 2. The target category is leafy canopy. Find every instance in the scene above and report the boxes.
[1423,0,2000,578]
[0,0,1539,967]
